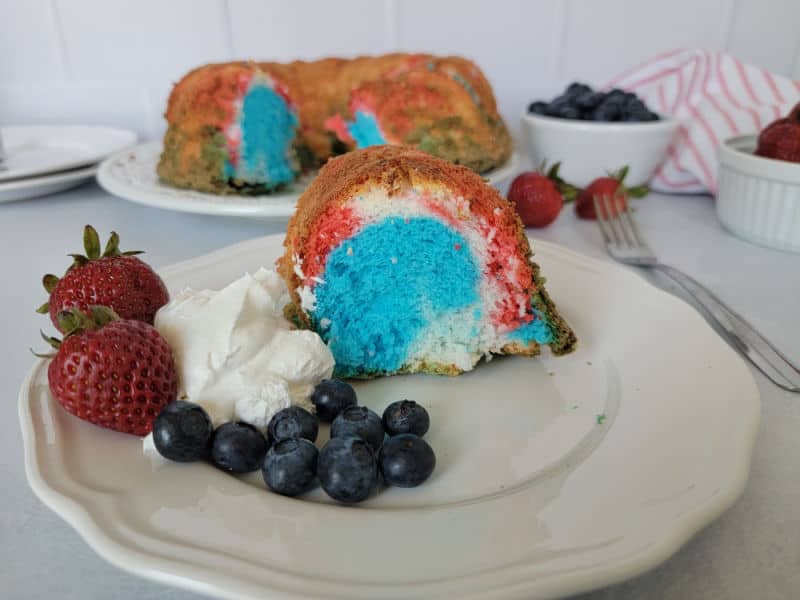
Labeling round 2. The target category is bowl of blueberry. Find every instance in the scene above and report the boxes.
[521,83,678,187]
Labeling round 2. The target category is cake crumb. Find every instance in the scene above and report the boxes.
[586,361,592,366]
[346,246,353,256]
[390,256,398,264]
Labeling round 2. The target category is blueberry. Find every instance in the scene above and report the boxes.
[603,94,626,107]
[551,93,574,105]
[262,438,318,497]
[318,436,378,503]
[627,98,647,113]
[575,91,605,111]
[546,93,575,111]
[382,400,430,437]
[624,108,651,122]
[152,401,214,462]
[310,379,357,423]
[592,102,622,122]
[527,100,548,115]
[267,406,319,444]
[545,102,566,117]
[330,406,384,451]
[557,106,582,120]
[211,422,268,473]
[566,82,593,97]
[545,102,572,118]
[379,434,436,488]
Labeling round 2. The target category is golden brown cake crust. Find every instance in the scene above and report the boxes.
[277,146,577,364]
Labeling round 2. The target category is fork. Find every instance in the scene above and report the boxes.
[593,194,800,392]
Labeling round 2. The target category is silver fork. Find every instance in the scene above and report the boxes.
[593,194,800,392]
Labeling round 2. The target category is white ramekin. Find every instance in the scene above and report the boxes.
[717,135,800,254]
[520,112,678,187]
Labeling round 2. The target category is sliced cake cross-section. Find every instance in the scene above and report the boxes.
[278,146,576,378]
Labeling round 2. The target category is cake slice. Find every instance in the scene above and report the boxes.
[277,146,576,378]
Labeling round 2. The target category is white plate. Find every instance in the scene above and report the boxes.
[19,236,760,600]
[0,164,97,203]
[0,126,136,182]
[96,142,521,220]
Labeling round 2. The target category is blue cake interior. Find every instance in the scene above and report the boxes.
[224,83,298,187]
[310,216,554,377]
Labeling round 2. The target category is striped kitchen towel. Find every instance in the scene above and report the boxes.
[606,49,800,194]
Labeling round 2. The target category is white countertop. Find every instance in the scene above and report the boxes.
[3,181,798,599]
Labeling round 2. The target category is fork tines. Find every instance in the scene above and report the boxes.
[593,194,645,249]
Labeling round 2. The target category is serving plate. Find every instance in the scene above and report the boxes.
[96,142,520,220]
[0,126,135,182]
[20,235,760,599]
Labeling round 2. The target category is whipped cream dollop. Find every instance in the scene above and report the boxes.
[146,268,334,448]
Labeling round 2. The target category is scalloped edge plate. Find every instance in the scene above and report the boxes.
[20,236,760,599]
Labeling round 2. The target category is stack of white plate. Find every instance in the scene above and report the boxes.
[0,125,137,203]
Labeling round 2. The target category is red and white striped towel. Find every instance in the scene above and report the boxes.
[606,49,800,195]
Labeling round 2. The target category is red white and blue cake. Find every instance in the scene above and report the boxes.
[278,146,576,378]
[157,55,511,194]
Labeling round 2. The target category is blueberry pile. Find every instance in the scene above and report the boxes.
[151,382,436,504]
[528,82,659,122]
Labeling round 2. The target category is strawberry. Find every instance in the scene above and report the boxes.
[790,101,800,121]
[38,225,169,332]
[574,166,648,220]
[507,162,577,228]
[755,102,800,163]
[42,306,178,436]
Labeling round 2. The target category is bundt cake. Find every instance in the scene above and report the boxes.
[277,146,576,379]
[157,54,512,195]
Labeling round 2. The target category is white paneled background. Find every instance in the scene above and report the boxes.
[2,0,799,143]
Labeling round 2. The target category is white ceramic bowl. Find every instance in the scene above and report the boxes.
[717,135,800,253]
[520,112,678,187]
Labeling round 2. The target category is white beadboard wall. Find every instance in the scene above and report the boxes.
[1,0,799,142]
